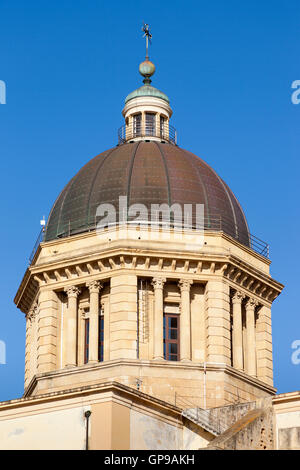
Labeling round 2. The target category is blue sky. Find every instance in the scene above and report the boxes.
[0,0,299,401]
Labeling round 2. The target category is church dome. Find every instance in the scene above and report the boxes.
[45,141,250,246]
[125,84,169,104]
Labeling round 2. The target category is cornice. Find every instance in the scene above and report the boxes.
[14,247,283,314]
[1,380,182,423]
[22,359,276,399]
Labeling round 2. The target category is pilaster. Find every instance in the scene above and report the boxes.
[109,274,138,360]
[178,279,193,361]
[205,280,231,365]
[151,277,166,360]
[37,290,58,373]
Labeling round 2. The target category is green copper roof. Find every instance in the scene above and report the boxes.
[125,84,170,104]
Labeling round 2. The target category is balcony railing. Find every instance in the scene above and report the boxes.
[29,227,45,264]
[30,212,270,263]
[118,123,178,145]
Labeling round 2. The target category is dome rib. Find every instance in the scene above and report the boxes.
[127,142,141,209]
[46,178,74,240]
[177,146,211,224]
[56,173,79,238]
[86,147,119,225]
[208,165,238,237]
[155,142,172,207]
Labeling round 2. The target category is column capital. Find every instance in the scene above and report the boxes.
[64,285,81,298]
[245,297,259,310]
[152,277,166,289]
[232,290,245,305]
[86,280,102,294]
[178,279,193,292]
[27,302,39,322]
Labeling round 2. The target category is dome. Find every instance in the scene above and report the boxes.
[125,85,169,104]
[45,141,250,246]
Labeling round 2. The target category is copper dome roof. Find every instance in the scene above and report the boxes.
[45,141,250,246]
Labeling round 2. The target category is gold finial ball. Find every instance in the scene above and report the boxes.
[139,60,155,78]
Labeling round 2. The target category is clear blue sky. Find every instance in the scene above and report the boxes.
[0,0,299,401]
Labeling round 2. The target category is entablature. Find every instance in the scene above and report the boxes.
[15,248,283,314]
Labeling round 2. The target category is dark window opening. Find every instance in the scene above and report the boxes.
[84,314,104,364]
[98,315,104,362]
[145,113,156,136]
[84,318,90,364]
[163,314,180,361]
[133,114,142,137]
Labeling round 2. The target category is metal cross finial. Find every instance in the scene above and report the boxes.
[142,23,152,59]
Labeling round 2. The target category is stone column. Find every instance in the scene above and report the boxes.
[156,112,160,137]
[37,290,58,373]
[178,279,193,361]
[141,111,145,136]
[64,286,81,367]
[87,281,102,363]
[256,304,273,385]
[245,297,258,376]
[232,291,245,371]
[152,277,166,360]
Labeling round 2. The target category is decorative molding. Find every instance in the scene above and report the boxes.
[64,286,81,298]
[27,302,39,322]
[232,290,245,305]
[178,279,193,292]
[151,277,166,289]
[16,250,283,314]
[86,280,102,294]
[245,297,259,310]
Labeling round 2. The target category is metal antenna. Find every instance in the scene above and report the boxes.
[142,23,152,60]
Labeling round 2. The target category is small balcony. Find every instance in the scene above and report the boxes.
[118,122,178,145]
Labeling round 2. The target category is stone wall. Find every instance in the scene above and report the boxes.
[278,427,300,450]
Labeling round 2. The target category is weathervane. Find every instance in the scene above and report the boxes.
[142,23,152,60]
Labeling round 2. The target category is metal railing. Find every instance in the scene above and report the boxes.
[30,212,269,263]
[29,227,45,264]
[175,394,227,436]
[118,123,177,145]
